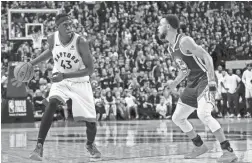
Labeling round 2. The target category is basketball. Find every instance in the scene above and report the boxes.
[14,62,34,82]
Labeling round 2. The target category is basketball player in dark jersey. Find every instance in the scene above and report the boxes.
[158,15,237,162]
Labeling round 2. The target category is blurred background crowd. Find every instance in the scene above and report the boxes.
[1,1,252,121]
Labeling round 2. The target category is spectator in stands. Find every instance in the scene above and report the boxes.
[219,70,229,117]
[222,69,241,118]
[115,91,126,120]
[242,63,252,118]
[156,96,168,119]
[33,89,45,113]
[125,89,138,119]
[163,88,173,118]
[147,89,160,118]
[235,69,246,118]
[104,91,117,120]
[215,65,224,115]
[94,91,105,121]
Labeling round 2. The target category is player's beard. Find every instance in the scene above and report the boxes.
[159,30,168,41]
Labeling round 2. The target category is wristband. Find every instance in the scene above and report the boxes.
[209,86,216,91]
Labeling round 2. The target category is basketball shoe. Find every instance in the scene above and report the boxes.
[217,150,238,162]
[29,143,43,161]
[86,143,101,158]
[184,144,208,159]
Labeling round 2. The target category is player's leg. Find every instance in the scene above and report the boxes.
[221,93,228,117]
[245,88,252,117]
[104,103,110,119]
[172,87,209,159]
[227,93,235,117]
[111,104,117,118]
[197,91,237,162]
[134,104,139,119]
[215,91,222,117]
[127,106,132,119]
[29,83,68,161]
[70,81,101,158]
[172,99,209,158]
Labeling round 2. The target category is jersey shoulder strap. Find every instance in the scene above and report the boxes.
[177,34,193,56]
[174,34,185,49]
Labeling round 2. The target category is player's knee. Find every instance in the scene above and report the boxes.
[172,113,185,126]
[197,103,213,124]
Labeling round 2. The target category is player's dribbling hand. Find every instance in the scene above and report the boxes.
[51,72,64,83]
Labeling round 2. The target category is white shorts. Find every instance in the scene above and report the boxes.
[48,80,96,122]
[245,88,252,99]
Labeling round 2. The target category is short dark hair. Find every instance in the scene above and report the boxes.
[55,13,69,22]
[164,14,180,29]
[55,13,70,26]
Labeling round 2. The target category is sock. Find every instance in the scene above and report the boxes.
[186,129,198,140]
[37,99,59,146]
[86,122,97,145]
[220,140,233,152]
[213,128,226,143]
[192,134,203,147]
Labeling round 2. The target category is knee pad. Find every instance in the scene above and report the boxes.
[197,102,213,123]
[172,102,194,133]
[197,101,221,132]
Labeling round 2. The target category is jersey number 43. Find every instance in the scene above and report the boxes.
[61,60,72,69]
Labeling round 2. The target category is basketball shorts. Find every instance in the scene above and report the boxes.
[179,77,213,108]
[48,80,96,122]
[245,87,252,99]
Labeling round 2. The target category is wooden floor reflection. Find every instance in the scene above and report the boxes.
[2,119,252,163]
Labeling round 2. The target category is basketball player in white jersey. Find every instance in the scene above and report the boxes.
[29,14,101,161]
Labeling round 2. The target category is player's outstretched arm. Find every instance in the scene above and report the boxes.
[180,36,215,82]
[62,37,94,79]
[29,35,54,66]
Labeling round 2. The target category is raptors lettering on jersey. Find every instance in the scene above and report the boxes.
[52,31,84,74]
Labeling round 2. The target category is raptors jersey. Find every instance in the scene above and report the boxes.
[168,34,207,87]
[51,31,89,82]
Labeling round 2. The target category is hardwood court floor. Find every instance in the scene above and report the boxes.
[1,119,252,163]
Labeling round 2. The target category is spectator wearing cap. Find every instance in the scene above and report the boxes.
[242,63,252,118]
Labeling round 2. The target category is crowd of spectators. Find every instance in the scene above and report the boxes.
[1,1,252,120]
